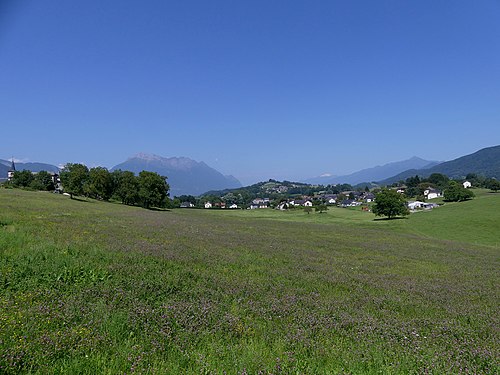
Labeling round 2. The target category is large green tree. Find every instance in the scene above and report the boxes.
[112,170,140,205]
[315,204,328,213]
[487,178,500,192]
[372,188,409,219]
[60,163,89,199]
[11,170,34,188]
[428,173,450,190]
[30,171,55,191]
[444,181,474,202]
[137,171,169,209]
[86,167,113,201]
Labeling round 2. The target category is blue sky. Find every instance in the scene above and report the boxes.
[1,1,499,185]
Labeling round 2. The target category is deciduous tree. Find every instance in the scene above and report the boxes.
[112,170,140,205]
[315,204,328,213]
[444,181,475,202]
[87,167,113,201]
[30,171,55,191]
[60,163,89,199]
[372,188,409,219]
[138,171,169,209]
[11,170,34,188]
[487,179,500,192]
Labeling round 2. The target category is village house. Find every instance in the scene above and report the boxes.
[407,201,425,210]
[463,181,472,188]
[180,202,195,208]
[424,188,442,200]
[362,192,375,203]
[249,202,268,209]
[7,159,16,181]
[341,199,360,207]
[293,199,313,207]
[322,194,337,204]
[408,201,439,211]
[252,198,270,205]
[396,186,407,194]
[276,202,289,210]
[204,202,212,209]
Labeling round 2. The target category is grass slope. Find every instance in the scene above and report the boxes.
[0,189,498,374]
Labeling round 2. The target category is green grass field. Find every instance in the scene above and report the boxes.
[0,188,498,374]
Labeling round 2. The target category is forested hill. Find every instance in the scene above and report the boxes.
[202,179,354,200]
[380,145,500,185]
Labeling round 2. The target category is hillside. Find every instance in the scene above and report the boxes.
[0,189,498,373]
[111,153,242,196]
[305,156,439,185]
[0,163,8,178]
[203,179,319,199]
[380,145,500,185]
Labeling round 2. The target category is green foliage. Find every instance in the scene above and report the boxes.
[444,181,475,202]
[372,188,409,219]
[86,167,113,201]
[405,175,421,188]
[11,170,35,188]
[30,171,55,191]
[202,180,353,207]
[176,195,197,205]
[303,206,312,214]
[112,170,139,205]
[315,204,328,213]
[57,165,169,209]
[0,189,498,373]
[487,178,500,192]
[60,163,90,198]
[138,171,169,209]
[427,173,450,190]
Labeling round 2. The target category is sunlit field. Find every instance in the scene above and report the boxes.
[1,188,498,374]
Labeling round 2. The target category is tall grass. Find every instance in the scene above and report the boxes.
[0,189,498,373]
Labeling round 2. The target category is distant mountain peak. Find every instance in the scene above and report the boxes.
[379,145,500,185]
[129,153,199,170]
[112,153,242,196]
[304,156,439,185]
[131,153,164,162]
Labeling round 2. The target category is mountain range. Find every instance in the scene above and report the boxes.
[111,153,242,197]
[0,159,59,178]
[378,145,500,185]
[2,145,499,195]
[304,157,440,186]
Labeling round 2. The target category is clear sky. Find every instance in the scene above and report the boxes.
[1,1,499,185]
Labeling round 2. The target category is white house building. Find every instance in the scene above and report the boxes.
[424,188,442,200]
[463,181,472,188]
[7,159,16,181]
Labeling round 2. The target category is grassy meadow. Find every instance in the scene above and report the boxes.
[0,188,498,374]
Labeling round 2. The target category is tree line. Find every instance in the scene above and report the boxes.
[8,170,56,191]
[8,163,170,209]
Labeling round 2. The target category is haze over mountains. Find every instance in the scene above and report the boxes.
[379,145,500,185]
[304,157,440,186]
[111,153,242,197]
[0,159,59,178]
[2,145,499,195]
